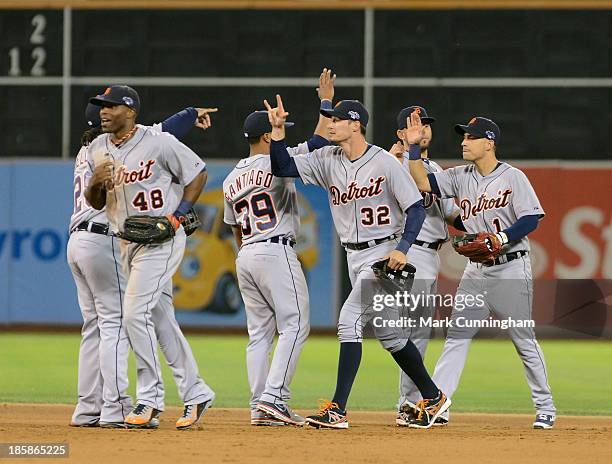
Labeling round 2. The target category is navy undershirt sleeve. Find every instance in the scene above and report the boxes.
[270,139,300,178]
[503,214,540,242]
[427,173,442,197]
[161,107,197,140]
[453,215,467,232]
[306,134,329,151]
[396,200,426,254]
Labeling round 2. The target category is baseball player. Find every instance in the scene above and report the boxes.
[224,69,334,427]
[406,113,556,429]
[69,99,216,428]
[389,106,466,427]
[266,95,451,429]
[84,85,215,430]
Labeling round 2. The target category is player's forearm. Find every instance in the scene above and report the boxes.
[174,170,207,217]
[502,214,540,242]
[270,140,300,178]
[447,211,467,232]
[85,185,106,210]
[231,226,242,248]
[306,134,329,151]
[407,145,432,193]
[396,200,426,254]
[161,107,197,140]
[313,99,332,139]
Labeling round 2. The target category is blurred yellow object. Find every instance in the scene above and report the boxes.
[173,188,319,313]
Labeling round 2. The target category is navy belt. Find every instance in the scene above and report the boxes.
[73,221,110,236]
[414,239,445,251]
[342,234,399,251]
[474,250,529,266]
[253,235,295,248]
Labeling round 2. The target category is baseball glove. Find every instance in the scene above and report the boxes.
[452,232,503,264]
[118,215,176,244]
[179,208,201,237]
[371,259,417,293]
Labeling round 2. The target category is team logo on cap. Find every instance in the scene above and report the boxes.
[485,130,496,140]
[103,87,111,95]
[348,111,360,120]
[123,96,134,107]
[469,117,477,124]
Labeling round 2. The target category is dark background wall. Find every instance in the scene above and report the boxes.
[0,8,610,159]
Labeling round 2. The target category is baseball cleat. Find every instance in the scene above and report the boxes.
[251,410,287,426]
[396,400,418,427]
[256,401,305,426]
[433,410,449,427]
[305,400,349,429]
[533,414,555,429]
[176,399,213,430]
[99,421,128,429]
[70,421,100,428]
[125,403,161,429]
[408,392,451,429]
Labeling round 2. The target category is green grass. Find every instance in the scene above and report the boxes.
[0,334,611,415]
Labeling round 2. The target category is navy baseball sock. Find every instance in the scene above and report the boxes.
[331,342,362,411]
[391,340,439,400]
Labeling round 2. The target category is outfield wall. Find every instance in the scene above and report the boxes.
[0,160,610,335]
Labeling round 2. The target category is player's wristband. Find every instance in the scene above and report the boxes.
[408,144,422,160]
[320,99,333,110]
[174,199,193,218]
[495,232,509,245]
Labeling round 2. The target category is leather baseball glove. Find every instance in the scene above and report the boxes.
[118,215,177,244]
[452,232,503,264]
[371,259,417,293]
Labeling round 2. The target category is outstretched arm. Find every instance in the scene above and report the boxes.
[384,200,427,270]
[161,107,218,140]
[266,95,301,178]
[313,68,335,140]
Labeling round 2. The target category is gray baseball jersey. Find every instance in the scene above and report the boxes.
[223,142,311,412]
[294,145,422,243]
[430,161,555,418]
[222,143,309,246]
[432,162,544,252]
[83,124,210,411]
[70,123,163,232]
[86,124,204,233]
[402,156,459,243]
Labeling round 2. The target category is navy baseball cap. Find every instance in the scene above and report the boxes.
[90,85,140,113]
[455,117,500,144]
[85,102,101,127]
[396,106,435,129]
[320,100,369,127]
[243,111,294,138]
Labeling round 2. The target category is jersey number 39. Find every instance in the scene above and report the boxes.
[234,192,277,237]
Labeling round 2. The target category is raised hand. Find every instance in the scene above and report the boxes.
[195,107,218,130]
[317,67,336,102]
[389,141,405,162]
[263,94,289,128]
[402,110,425,145]
[90,160,114,190]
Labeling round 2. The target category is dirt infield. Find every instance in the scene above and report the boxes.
[1,404,611,464]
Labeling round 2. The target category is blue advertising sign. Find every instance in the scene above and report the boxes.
[0,160,339,328]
